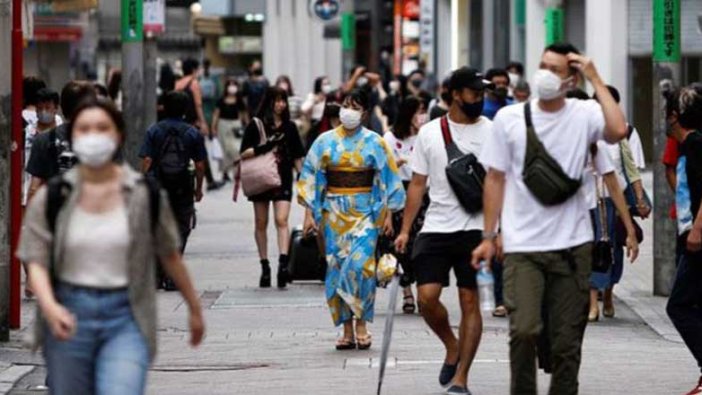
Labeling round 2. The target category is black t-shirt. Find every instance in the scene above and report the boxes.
[681,131,702,220]
[240,119,305,189]
[242,78,269,115]
[430,105,448,121]
[217,98,244,120]
[26,124,76,180]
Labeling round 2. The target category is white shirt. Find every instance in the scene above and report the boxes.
[628,126,646,169]
[411,115,492,233]
[62,205,130,288]
[302,93,326,121]
[583,141,616,210]
[480,99,605,253]
[384,131,417,181]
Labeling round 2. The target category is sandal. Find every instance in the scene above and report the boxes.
[335,336,357,350]
[402,295,416,314]
[357,333,372,350]
[492,305,507,318]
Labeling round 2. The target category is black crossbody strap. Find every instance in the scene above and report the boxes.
[440,116,464,161]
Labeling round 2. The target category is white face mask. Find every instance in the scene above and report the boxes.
[508,72,520,87]
[321,83,333,94]
[532,69,571,101]
[389,81,401,93]
[227,86,238,95]
[356,77,369,88]
[72,134,118,168]
[339,108,362,130]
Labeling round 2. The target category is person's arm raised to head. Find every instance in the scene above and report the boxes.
[566,53,627,143]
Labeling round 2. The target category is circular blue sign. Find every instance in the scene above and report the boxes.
[310,0,340,21]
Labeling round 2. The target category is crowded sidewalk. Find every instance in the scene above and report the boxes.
[0,172,696,395]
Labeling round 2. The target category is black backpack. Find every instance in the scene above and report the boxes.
[155,122,192,189]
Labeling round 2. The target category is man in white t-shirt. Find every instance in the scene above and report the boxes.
[395,67,493,395]
[472,43,628,395]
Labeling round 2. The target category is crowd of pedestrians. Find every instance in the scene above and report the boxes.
[14,41,702,395]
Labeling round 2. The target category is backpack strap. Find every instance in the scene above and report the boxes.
[439,116,463,161]
[46,175,72,234]
[142,177,162,233]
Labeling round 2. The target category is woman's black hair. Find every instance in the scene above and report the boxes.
[664,88,681,120]
[275,75,295,97]
[68,97,126,149]
[159,63,176,93]
[93,83,109,98]
[679,83,702,130]
[182,58,200,77]
[256,87,290,128]
[343,88,371,112]
[107,70,122,102]
[222,79,242,101]
[23,76,47,108]
[313,76,328,94]
[393,96,422,140]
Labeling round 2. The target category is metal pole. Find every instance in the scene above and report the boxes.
[121,0,145,168]
[0,0,12,341]
[652,0,680,296]
[8,0,22,331]
[143,35,157,131]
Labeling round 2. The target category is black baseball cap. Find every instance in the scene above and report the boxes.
[449,67,494,93]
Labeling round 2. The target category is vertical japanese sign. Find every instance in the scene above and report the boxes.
[653,0,680,62]
[419,0,434,71]
[341,12,356,51]
[143,0,165,34]
[544,7,564,46]
[121,0,143,42]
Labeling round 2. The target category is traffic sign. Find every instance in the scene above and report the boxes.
[309,0,340,22]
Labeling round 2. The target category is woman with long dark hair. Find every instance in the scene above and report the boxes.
[383,96,429,314]
[212,79,247,179]
[240,87,305,289]
[17,98,204,394]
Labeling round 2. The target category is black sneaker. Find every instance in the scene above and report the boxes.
[445,384,471,395]
[439,361,459,387]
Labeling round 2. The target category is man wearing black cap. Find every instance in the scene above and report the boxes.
[473,42,628,395]
[395,67,493,395]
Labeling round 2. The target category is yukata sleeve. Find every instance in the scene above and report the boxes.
[375,137,406,213]
[296,137,327,223]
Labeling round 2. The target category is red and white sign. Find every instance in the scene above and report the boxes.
[144,0,166,34]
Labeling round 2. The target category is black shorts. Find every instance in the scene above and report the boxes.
[411,230,481,289]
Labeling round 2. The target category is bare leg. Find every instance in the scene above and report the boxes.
[452,288,483,387]
[417,284,459,364]
[589,289,600,321]
[273,201,292,254]
[253,201,270,260]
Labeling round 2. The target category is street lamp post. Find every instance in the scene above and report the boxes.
[121,0,145,168]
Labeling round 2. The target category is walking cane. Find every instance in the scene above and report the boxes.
[377,247,401,395]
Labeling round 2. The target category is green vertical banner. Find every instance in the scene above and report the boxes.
[544,7,564,45]
[515,0,526,26]
[653,0,680,62]
[341,12,356,51]
[121,0,144,42]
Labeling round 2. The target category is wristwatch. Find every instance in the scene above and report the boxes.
[482,231,499,241]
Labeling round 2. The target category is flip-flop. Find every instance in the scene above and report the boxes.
[402,295,416,314]
[335,337,356,350]
[357,333,372,350]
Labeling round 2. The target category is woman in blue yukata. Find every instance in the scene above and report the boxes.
[297,89,406,350]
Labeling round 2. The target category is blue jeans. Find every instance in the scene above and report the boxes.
[44,284,149,395]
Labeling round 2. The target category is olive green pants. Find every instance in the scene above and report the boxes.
[504,243,592,395]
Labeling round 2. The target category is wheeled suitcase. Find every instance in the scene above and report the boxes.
[288,226,325,282]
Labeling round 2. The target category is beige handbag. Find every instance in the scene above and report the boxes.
[234,118,281,200]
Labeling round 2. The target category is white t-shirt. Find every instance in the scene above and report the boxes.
[628,126,646,169]
[480,99,605,253]
[411,115,492,234]
[384,131,417,182]
[582,141,616,210]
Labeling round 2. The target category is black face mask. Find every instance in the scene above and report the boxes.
[494,87,508,100]
[411,79,423,89]
[441,92,452,103]
[459,99,484,119]
[252,68,263,76]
